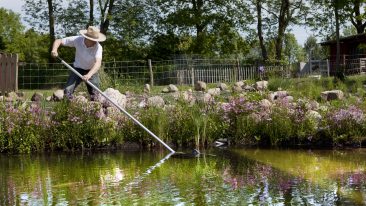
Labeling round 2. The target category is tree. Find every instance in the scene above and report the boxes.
[283,33,305,64]
[208,22,251,58]
[309,0,352,79]
[18,29,50,63]
[147,31,183,60]
[88,0,95,27]
[0,8,51,63]
[308,0,348,38]
[0,8,24,52]
[156,0,237,55]
[344,0,366,34]
[238,0,267,61]
[333,0,347,80]
[304,36,327,61]
[58,0,89,35]
[342,25,358,36]
[98,0,116,34]
[264,0,309,62]
[0,8,30,60]
[0,37,5,51]
[47,0,55,62]
[23,0,63,62]
[102,0,154,60]
[256,0,268,61]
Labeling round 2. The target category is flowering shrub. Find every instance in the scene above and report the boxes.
[325,105,366,146]
[0,102,49,153]
[221,97,321,146]
[1,87,366,153]
[50,99,121,150]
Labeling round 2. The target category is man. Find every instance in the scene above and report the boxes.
[51,26,106,100]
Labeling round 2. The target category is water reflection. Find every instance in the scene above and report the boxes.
[0,149,365,205]
[233,148,366,205]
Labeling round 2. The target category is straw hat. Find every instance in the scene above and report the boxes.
[80,26,106,42]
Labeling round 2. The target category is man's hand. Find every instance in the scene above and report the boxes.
[82,74,92,81]
[51,50,58,58]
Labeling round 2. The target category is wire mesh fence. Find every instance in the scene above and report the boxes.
[18,59,291,89]
[19,62,69,89]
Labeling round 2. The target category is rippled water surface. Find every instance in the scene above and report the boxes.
[1,148,366,205]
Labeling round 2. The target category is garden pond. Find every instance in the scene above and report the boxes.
[1,148,366,205]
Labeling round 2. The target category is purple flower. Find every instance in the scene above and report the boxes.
[259,66,265,73]
[331,106,364,124]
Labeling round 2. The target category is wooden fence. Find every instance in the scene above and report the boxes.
[0,53,18,95]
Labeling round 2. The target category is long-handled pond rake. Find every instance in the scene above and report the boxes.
[57,57,175,153]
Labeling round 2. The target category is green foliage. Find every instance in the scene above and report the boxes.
[267,77,292,91]
[263,107,294,145]
[232,97,319,146]
[0,8,27,59]
[165,103,195,146]
[0,7,52,63]
[283,33,306,64]
[235,115,264,145]
[304,35,328,61]
[139,107,170,144]
[50,99,118,150]
[155,0,245,56]
[147,31,183,60]
[19,30,50,63]
[58,0,89,36]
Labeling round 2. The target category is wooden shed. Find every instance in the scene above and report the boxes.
[320,33,366,74]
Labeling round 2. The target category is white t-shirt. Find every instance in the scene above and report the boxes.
[61,36,103,70]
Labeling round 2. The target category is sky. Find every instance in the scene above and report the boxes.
[0,0,313,46]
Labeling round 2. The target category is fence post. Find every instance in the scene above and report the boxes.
[12,54,18,91]
[191,64,195,87]
[0,53,18,94]
[327,59,330,77]
[309,59,312,75]
[0,53,4,94]
[236,58,240,81]
[359,58,362,74]
[148,59,154,86]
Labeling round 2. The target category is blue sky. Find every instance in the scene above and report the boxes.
[0,0,313,46]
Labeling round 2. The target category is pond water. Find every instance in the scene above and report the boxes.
[1,148,366,205]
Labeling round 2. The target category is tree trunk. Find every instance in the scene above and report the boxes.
[99,0,115,34]
[256,0,267,61]
[351,0,366,34]
[192,0,205,54]
[275,0,290,62]
[88,0,94,27]
[335,1,340,67]
[334,0,342,79]
[47,0,55,63]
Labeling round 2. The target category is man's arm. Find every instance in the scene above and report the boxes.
[82,58,102,81]
[51,39,63,57]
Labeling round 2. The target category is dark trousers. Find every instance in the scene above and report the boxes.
[64,67,100,100]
